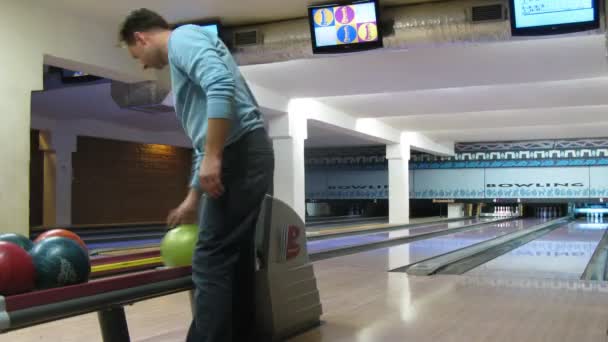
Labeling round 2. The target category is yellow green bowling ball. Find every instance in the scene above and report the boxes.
[160,224,198,267]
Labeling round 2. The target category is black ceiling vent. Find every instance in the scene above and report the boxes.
[233,30,261,47]
[471,4,505,23]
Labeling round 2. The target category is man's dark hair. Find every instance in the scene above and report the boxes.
[119,8,170,45]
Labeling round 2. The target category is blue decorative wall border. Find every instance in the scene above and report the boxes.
[411,158,608,170]
[304,139,608,170]
[455,138,608,152]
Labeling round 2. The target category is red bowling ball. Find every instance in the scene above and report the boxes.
[0,241,36,295]
[35,229,87,251]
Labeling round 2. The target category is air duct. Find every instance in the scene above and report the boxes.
[230,0,514,65]
[110,80,173,114]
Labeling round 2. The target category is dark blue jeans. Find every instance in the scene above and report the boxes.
[187,128,274,342]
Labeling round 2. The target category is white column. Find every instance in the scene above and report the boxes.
[386,137,411,224]
[40,130,76,226]
[268,113,307,221]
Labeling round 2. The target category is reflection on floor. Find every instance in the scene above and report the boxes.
[5,219,608,342]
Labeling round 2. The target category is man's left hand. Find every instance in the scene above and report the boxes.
[199,155,225,198]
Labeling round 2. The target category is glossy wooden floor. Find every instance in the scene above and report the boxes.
[5,259,608,342]
[306,216,446,237]
[5,217,608,342]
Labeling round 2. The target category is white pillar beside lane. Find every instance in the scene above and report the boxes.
[386,135,411,224]
[268,112,308,221]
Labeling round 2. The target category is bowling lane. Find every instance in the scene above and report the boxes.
[314,218,545,271]
[87,218,478,255]
[90,218,485,255]
[466,220,608,280]
[88,238,161,251]
[306,218,492,254]
[306,216,388,228]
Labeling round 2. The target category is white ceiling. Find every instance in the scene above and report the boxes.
[241,35,607,97]
[32,83,183,132]
[32,81,377,148]
[422,121,608,142]
[36,1,608,146]
[306,120,383,148]
[240,34,608,142]
[49,0,423,26]
[316,78,608,118]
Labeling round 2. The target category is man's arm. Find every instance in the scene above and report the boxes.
[172,28,236,198]
[199,118,231,198]
[171,28,236,122]
[167,150,203,228]
[189,149,203,191]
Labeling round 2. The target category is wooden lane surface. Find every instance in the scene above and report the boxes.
[92,217,451,257]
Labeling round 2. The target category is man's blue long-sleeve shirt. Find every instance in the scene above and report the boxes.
[168,24,265,191]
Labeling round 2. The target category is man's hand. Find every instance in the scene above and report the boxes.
[167,189,200,228]
[199,155,225,198]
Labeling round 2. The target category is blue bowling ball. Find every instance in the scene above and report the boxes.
[0,233,33,251]
[30,237,91,289]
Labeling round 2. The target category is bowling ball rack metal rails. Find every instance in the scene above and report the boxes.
[0,196,323,342]
[30,222,169,246]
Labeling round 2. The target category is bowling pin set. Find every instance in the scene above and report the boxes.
[534,206,562,218]
[492,205,519,217]
[585,211,605,223]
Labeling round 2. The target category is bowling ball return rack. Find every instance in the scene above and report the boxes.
[0,196,322,342]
